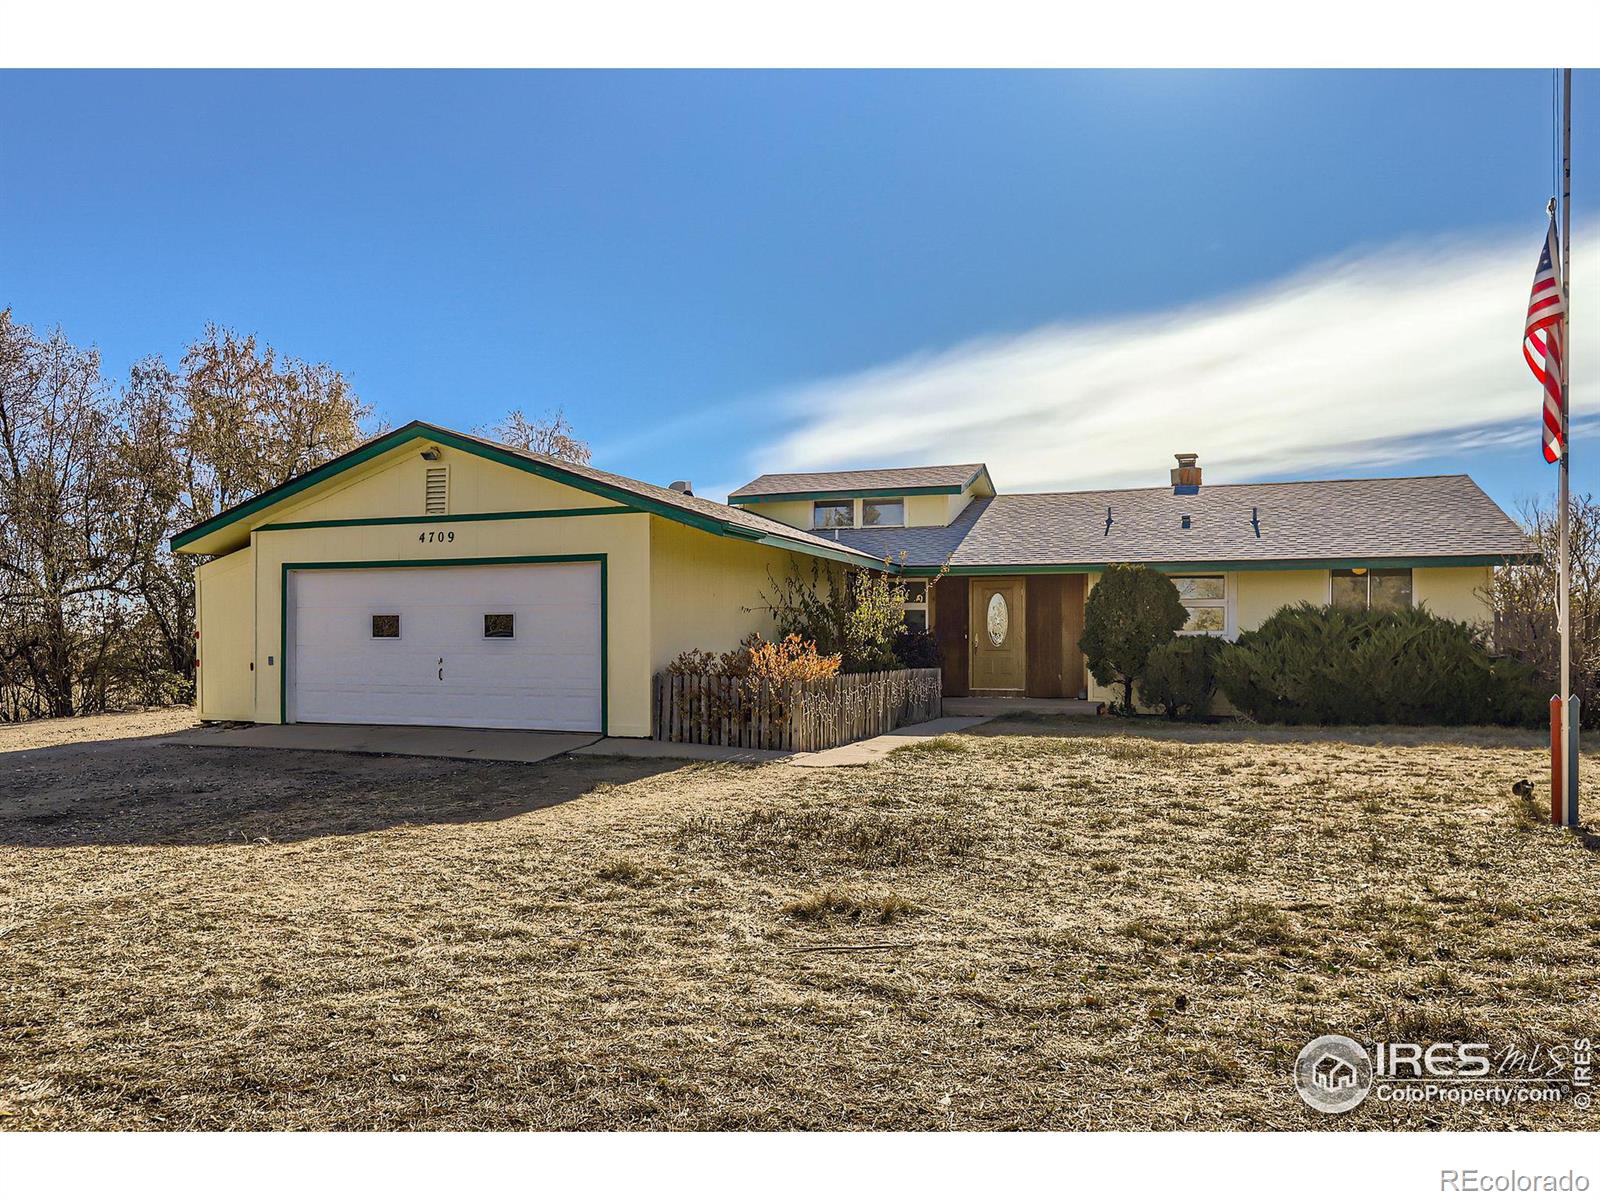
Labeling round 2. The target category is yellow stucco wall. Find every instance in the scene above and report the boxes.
[735,498,815,529]
[648,520,825,668]
[186,439,854,739]
[1415,566,1494,624]
[264,441,629,525]
[1235,570,1329,629]
[195,547,256,721]
[187,443,654,734]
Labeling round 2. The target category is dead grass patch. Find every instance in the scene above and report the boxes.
[0,713,1596,1130]
[887,735,968,757]
[781,887,918,924]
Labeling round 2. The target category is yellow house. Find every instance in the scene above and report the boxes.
[178,425,1532,733]
[729,452,1532,705]
[173,422,880,737]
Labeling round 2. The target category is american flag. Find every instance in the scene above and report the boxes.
[1525,213,1567,463]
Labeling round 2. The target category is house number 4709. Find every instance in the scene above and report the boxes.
[418,530,455,543]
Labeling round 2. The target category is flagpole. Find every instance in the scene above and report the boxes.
[1558,67,1575,826]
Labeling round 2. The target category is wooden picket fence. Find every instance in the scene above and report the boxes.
[651,667,943,752]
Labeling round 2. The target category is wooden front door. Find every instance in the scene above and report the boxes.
[968,577,1026,692]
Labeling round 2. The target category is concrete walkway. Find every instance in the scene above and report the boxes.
[162,723,600,765]
[789,715,991,768]
[570,738,790,764]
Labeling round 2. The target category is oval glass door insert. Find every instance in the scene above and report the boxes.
[986,592,1009,647]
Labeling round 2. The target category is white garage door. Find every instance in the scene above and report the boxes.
[287,562,602,731]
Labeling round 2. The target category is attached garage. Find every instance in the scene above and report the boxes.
[285,560,603,731]
[176,421,879,738]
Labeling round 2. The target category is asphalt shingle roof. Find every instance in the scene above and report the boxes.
[444,429,891,564]
[829,475,1531,568]
[729,463,987,500]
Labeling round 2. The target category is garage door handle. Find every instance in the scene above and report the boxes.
[438,657,444,682]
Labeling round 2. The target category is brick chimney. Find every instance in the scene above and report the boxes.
[1171,453,1201,495]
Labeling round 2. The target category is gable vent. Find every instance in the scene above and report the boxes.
[424,466,449,515]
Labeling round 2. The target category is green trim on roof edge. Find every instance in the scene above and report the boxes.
[898,554,1532,576]
[258,506,638,532]
[171,421,885,568]
[730,466,990,506]
[731,483,967,504]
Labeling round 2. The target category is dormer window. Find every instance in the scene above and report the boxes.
[862,499,904,527]
[812,500,854,529]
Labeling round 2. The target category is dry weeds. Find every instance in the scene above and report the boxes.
[1,712,1596,1130]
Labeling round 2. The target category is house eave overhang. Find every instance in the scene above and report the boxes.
[896,553,1535,576]
[169,421,889,570]
[728,466,993,506]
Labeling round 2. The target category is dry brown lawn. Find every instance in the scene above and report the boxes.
[1,711,1597,1130]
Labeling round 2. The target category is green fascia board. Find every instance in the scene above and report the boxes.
[174,421,723,549]
[172,421,882,568]
[898,554,1533,576]
[278,554,609,733]
[748,532,901,570]
[175,421,443,549]
[731,485,963,504]
[258,506,638,533]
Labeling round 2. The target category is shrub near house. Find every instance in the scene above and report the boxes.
[1078,564,1189,714]
[1141,636,1225,720]
[1215,604,1544,727]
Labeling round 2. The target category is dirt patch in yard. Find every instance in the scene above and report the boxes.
[0,706,198,754]
[1,713,1596,1130]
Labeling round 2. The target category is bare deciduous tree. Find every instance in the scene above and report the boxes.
[478,407,591,464]
[0,313,373,720]
[0,311,164,717]
[178,325,372,518]
[1487,493,1600,726]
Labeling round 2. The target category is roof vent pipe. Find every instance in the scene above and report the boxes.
[668,480,694,495]
[1172,453,1201,495]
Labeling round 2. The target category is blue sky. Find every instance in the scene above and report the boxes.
[1,69,1594,510]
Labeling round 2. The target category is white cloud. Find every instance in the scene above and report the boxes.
[747,228,1597,493]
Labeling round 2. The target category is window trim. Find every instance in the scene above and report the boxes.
[1171,573,1234,639]
[811,499,856,530]
[901,579,929,631]
[861,497,907,528]
[1329,567,1414,612]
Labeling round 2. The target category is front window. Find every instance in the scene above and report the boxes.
[1173,575,1227,634]
[812,500,854,529]
[901,580,928,630]
[1332,568,1413,611]
[483,613,515,639]
[862,498,904,527]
